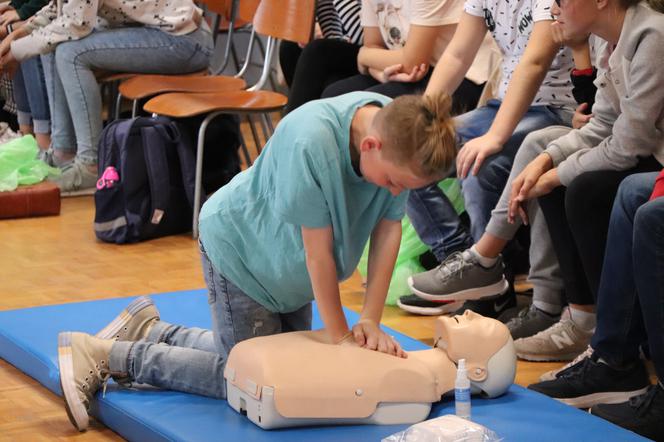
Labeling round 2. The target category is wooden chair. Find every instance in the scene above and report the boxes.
[143,0,315,239]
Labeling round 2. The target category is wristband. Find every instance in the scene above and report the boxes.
[571,67,594,77]
[6,23,13,34]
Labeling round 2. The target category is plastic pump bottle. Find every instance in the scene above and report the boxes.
[455,358,471,419]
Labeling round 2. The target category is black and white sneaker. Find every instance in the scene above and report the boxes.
[397,295,463,316]
[452,290,518,322]
[527,354,650,409]
[591,383,664,442]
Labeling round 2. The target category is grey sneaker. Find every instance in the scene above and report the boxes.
[539,346,594,382]
[506,304,560,340]
[50,161,97,195]
[407,250,509,302]
[95,296,160,341]
[514,308,594,362]
[57,332,114,431]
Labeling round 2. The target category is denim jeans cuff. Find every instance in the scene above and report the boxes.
[16,110,32,126]
[532,287,564,308]
[146,320,171,343]
[32,119,50,135]
[109,340,134,375]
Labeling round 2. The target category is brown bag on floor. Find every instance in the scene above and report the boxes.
[0,181,60,219]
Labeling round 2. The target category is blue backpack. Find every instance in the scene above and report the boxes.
[93,117,197,243]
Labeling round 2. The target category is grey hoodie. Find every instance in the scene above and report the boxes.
[544,2,664,186]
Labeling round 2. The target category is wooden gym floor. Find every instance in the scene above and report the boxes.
[0,126,566,441]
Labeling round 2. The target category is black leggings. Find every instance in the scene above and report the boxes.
[321,71,484,116]
[279,39,360,114]
[538,157,661,305]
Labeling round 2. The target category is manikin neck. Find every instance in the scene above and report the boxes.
[408,349,457,398]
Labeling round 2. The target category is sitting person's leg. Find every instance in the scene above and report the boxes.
[41,53,77,168]
[321,73,381,99]
[49,26,212,191]
[284,38,360,113]
[16,57,51,151]
[529,174,661,437]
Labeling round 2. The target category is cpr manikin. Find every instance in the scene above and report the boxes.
[224,311,516,429]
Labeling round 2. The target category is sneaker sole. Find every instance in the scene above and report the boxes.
[407,277,509,302]
[57,332,89,431]
[516,351,581,362]
[95,296,155,340]
[557,387,650,409]
[396,299,464,316]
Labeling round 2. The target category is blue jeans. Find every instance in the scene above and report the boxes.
[407,100,572,261]
[108,245,312,399]
[42,25,212,165]
[591,173,664,379]
[12,56,50,134]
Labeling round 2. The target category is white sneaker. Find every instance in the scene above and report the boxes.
[514,308,593,362]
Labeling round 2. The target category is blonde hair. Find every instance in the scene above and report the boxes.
[375,93,457,179]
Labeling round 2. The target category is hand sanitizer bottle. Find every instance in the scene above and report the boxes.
[455,358,471,419]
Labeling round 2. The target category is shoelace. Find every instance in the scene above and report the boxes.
[555,346,594,377]
[436,252,470,279]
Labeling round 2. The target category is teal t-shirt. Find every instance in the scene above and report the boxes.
[198,92,408,313]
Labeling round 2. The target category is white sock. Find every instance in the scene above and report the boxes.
[532,300,562,316]
[569,307,596,331]
[468,245,498,268]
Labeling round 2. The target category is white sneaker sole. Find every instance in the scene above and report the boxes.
[407,277,509,302]
[96,296,155,340]
[396,299,464,316]
[558,387,650,409]
[57,332,89,431]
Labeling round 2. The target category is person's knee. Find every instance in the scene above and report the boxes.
[54,43,82,70]
[635,200,664,237]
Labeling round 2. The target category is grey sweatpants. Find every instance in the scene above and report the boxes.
[485,126,573,312]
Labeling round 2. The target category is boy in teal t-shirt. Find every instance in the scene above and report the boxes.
[56,91,459,431]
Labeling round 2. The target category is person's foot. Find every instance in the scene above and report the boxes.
[95,296,160,341]
[396,294,464,316]
[505,304,560,340]
[407,250,509,302]
[591,383,664,441]
[51,161,97,195]
[539,346,594,382]
[528,353,650,409]
[452,290,518,322]
[57,332,115,431]
[514,308,593,361]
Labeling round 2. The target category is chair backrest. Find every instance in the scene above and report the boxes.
[253,0,315,45]
[230,0,260,23]
[198,0,228,18]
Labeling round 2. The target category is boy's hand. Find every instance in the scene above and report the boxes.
[508,153,552,223]
[457,133,504,178]
[352,319,407,358]
[572,103,593,129]
[383,63,428,83]
[0,9,18,26]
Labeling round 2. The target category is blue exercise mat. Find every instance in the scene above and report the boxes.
[0,290,646,441]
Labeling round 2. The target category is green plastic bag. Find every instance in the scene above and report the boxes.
[357,178,465,305]
[0,135,60,192]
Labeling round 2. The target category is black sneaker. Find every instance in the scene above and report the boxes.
[397,294,464,316]
[528,354,651,409]
[591,383,664,441]
[453,290,518,322]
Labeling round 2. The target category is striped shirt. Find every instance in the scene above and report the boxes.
[318,0,363,45]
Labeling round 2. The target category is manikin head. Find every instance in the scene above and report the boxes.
[435,310,516,398]
[355,94,457,196]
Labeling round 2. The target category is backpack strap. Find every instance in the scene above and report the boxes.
[140,122,176,225]
[170,120,197,209]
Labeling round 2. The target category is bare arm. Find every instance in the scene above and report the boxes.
[301,226,349,343]
[424,12,487,97]
[358,24,446,72]
[457,20,560,177]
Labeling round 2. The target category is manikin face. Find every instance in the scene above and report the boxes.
[551,0,598,40]
[358,138,433,196]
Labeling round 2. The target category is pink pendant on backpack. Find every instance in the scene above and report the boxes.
[97,166,120,190]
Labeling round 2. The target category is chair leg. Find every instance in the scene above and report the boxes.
[262,113,275,136]
[114,92,123,120]
[192,113,221,239]
[131,100,139,118]
[258,114,270,143]
[246,115,262,155]
[238,129,253,167]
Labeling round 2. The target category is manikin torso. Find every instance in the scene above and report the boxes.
[224,311,516,429]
